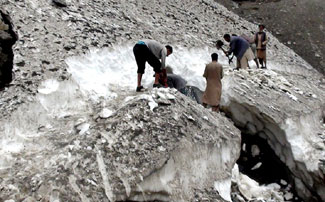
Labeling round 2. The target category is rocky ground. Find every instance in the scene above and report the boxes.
[217,0,325,75]
[0,0,324,201]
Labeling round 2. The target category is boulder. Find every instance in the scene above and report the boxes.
[0,88,241,201]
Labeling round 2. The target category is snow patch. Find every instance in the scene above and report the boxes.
[232,164,284,201]
[214,178,232,201]
[38,79,60,94]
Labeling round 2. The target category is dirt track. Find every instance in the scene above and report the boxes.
[217,0,325,75]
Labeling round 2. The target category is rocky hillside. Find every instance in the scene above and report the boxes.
[0,0,324,201]
[217,0,325,75]
[0,88,241,201]
[0,0,316,116]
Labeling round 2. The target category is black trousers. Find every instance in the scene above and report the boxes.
[133,44,161,74]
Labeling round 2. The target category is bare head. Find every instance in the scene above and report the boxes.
[211,53,218,62]
[165,65,173,74]
[223,34,231,42]
[166,45,173,56]
[259,24,265,31]
[216,40,224,49]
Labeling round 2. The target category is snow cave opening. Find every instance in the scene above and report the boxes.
[221,102,304,201]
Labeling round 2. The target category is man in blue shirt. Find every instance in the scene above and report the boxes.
[223,34,254,69]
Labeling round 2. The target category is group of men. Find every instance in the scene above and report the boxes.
[133,24,268,112]
[221,24,268,69]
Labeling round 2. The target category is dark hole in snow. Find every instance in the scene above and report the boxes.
[221,100,324,201]
[0,10,17,89]
[238,132,289,184]
[236,132,304,201]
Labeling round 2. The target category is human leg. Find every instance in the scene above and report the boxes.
[258,58,264,68]
[137,73,143,87]
[236,58,241,70]
[263,50,267,69]
[240,56,248,69]
[212,105,220,112]
[154,73,160,85]
[133,44,146,88]
[257,49,266,68]
[254,58,259,68]
[144,49,162,85]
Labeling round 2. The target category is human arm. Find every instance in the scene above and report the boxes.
[221,67,224,79]
[227,40,235,56]
[160,48,167,69]
[262,33,268,45]
[203,65,208,78]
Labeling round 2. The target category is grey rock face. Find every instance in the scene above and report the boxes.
[0,89,241,201]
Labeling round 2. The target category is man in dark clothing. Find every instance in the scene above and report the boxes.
[133,39,173,92]
[163,66,187,93]
[223,34,254,70]
[166,74,187,93]
[163,66,202,104]
[254,24,268,69]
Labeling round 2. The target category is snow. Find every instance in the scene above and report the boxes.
[251,162,262,170]
[283,114,324,171]
[232,164,284,201]
[38,79,60,94]
[0,43,317,199]
[214,178,232,201]
[65,45,214,99]
[99,108,114,118]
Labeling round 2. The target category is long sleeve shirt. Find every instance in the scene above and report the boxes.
[228,36,250,60]
[142,39,167,69]
[167,74,187,90]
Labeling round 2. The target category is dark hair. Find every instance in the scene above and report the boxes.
[223,34,230,39]
[165,65,173,74]
[166,45,173,53]
[232,34,238,36]
[216,40,224,48]
[259,24,265,29]
[211,53,218,61]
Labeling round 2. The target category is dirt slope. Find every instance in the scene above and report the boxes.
[217,0,325,75]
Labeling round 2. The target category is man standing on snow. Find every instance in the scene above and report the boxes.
[133,39,173,92]
[254,24,268,69]
[202,53,223,112]
[223,34,254,70]
[241,33,259,69]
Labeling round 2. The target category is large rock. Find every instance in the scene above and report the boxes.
[221,68,325,201]
[0,88,241,201]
